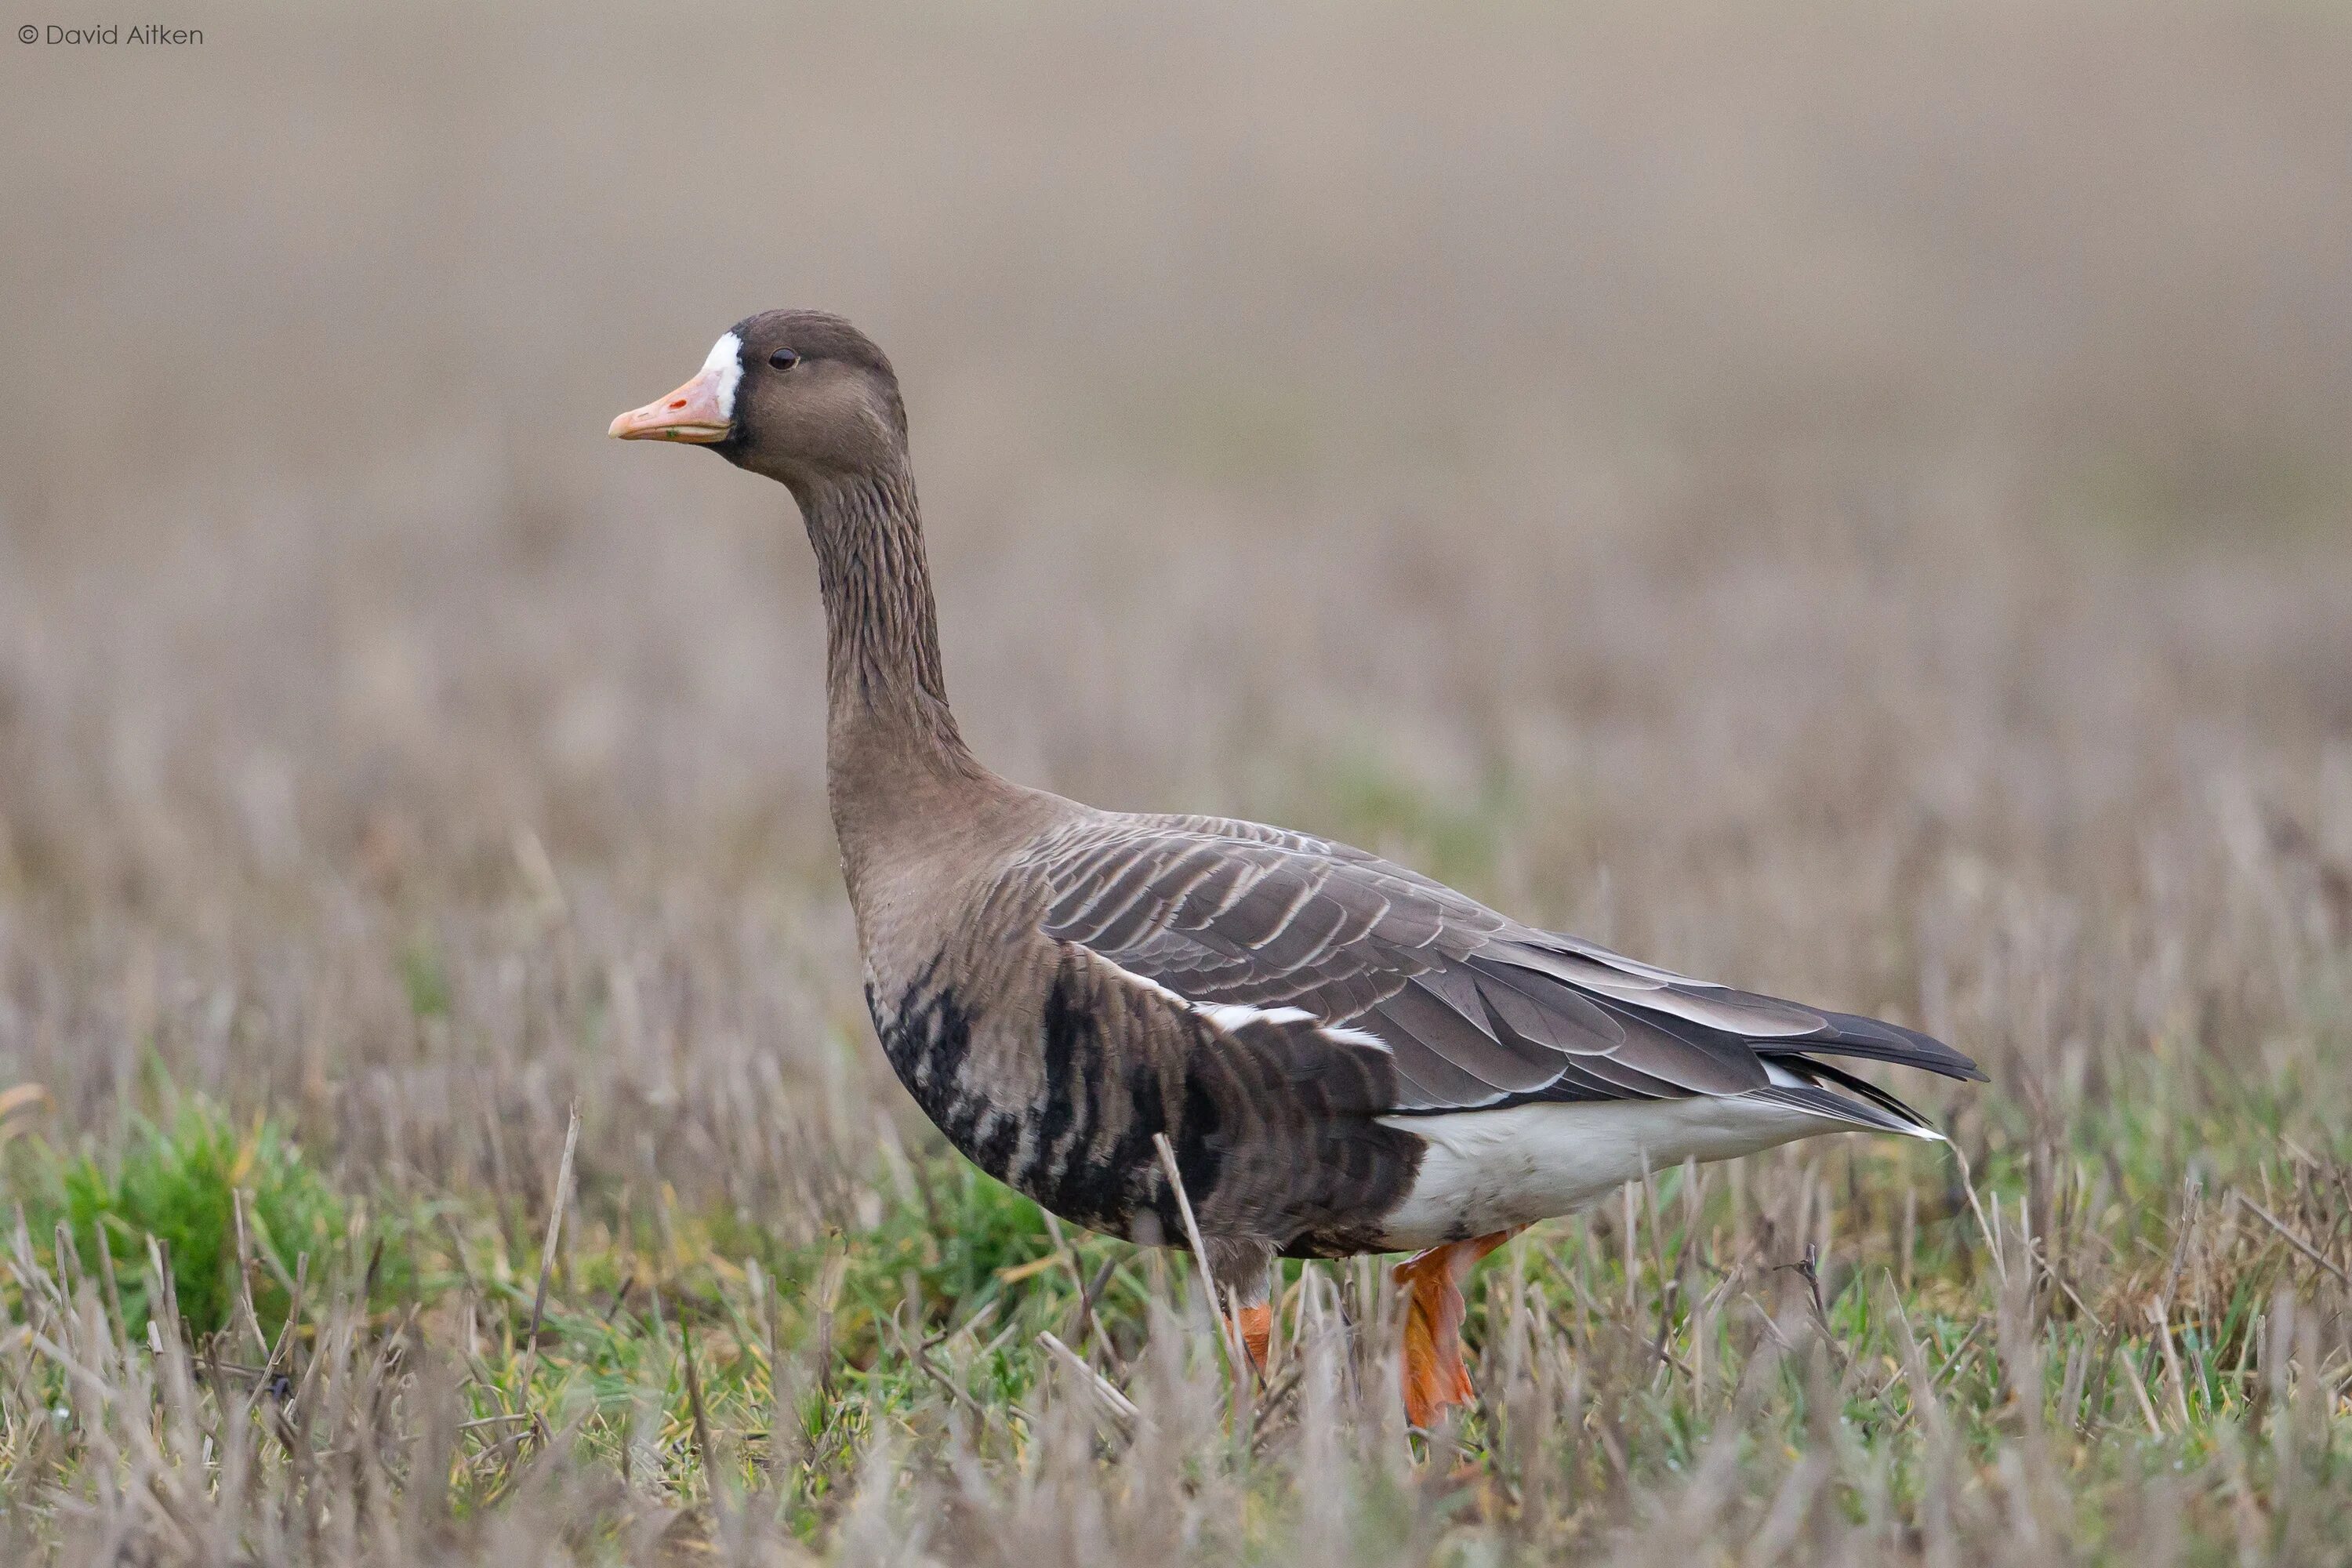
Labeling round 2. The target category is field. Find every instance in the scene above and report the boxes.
[5,2,2352,1562]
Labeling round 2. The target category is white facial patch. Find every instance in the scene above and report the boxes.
[702,331,745,420]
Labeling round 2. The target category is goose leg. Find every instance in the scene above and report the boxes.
[1393,1227,1525,1428]
[1232,1301,1273,1374]
[1210,1236,1276,1377]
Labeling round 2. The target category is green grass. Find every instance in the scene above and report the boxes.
[5,1077,2350,1562]
[12,1095,387,1339]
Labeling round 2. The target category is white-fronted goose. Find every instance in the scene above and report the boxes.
[612,311,1984,1428]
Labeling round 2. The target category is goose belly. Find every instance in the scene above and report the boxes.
[1373,1098,1838,1249]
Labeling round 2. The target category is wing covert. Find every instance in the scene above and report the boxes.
[1018,811,1981,1117]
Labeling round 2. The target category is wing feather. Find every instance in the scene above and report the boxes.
[1019,812,1983,1123]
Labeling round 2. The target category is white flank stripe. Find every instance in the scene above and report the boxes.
[1091,955,1392,1054]
[1200,1003,1316,1031]
[1096,959,1192,1008]
[1376,1097,1889,1248]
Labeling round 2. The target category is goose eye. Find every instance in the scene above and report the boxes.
[769,349,800,370]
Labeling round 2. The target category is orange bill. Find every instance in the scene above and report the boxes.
[610,332,743,441]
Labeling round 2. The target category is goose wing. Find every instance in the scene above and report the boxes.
[1026,812,1981,1129]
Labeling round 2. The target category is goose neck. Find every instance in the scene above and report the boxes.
[799,470,987,850]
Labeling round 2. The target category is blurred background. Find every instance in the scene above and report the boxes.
[2,0,2349,1215]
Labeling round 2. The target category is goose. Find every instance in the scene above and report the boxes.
[611,311,1984,1428]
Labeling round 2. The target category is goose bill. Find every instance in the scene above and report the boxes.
[608,367,734,442]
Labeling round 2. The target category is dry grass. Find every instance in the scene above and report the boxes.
[3,2,2352,1561]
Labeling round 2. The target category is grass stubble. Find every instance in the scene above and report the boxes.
[5,1057,2352,1564]
[5,2,2352,1561]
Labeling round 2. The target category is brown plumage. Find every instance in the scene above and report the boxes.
[612,310,1984,1428]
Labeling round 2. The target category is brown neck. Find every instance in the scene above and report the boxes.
[797,468,991,869]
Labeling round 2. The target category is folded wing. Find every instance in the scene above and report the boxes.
[1026,811,1982,1129]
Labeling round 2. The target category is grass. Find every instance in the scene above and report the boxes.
[32,1098,363,1340]
[5,1056,2351,1563]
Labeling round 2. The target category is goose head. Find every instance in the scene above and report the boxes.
[610,310,908,494]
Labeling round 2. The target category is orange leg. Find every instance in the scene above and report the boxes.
[1393,1228,1525,1429]
[1232,1301,1274,1376]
